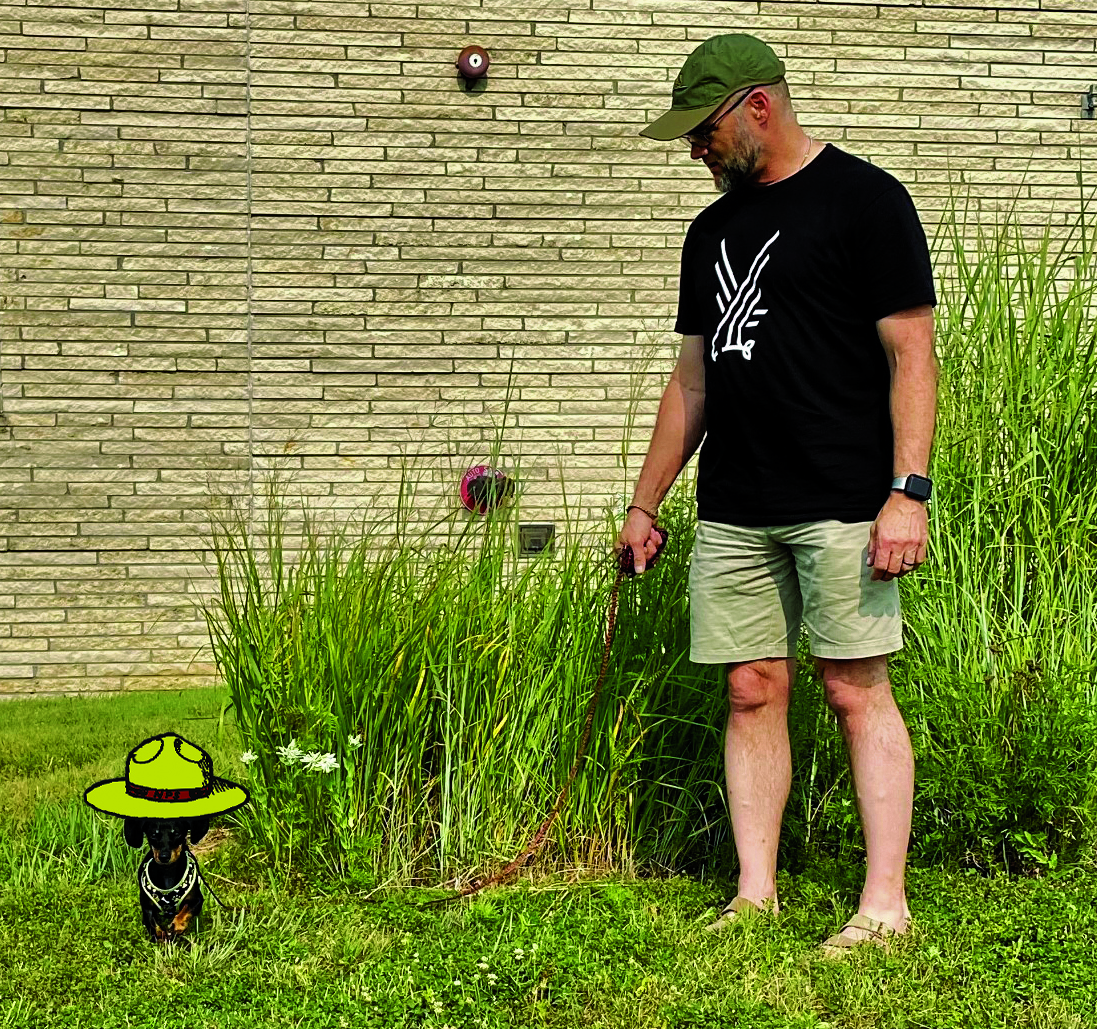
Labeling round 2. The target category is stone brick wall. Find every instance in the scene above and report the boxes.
[2,0,1095,695]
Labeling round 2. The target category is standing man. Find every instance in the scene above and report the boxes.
[616,34,937,954]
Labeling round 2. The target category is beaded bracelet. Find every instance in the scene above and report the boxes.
[626,504,658,521]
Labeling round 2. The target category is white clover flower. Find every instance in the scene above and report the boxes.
[300,751,337,773]
[240,750,258,765]
[486,973,498,984]
[477,960,489,971]
[347,733,363,750]
[275,739,303,765]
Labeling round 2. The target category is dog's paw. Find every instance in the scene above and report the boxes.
[171,911,193,935]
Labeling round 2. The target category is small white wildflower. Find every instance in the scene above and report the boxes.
[300,750,322,770]
[453,979,461,987]
[513,947,524,959]
[316,753,338,773]
[347,733,363,750]
[240,750,257,765]
[275,739,303,765]
[486,973,497,984]
[477,960,489,971]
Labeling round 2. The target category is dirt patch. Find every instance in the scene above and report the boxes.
[192,826,233,858]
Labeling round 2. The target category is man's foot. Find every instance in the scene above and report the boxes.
[703,895,777,933]
[820,912,907,957]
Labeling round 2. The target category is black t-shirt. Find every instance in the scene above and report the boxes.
[674,143,937,526]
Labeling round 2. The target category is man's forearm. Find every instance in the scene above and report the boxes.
[630,376,706,512]
[890,352,938,479]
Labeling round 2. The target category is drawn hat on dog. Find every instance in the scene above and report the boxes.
[84,732,250,819]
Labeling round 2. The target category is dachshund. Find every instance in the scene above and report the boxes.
[123,816,209,943]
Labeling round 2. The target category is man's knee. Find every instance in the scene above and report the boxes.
[726,657,795,714]
[817,654,891,717]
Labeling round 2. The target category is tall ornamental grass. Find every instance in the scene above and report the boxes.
[203,459,730,884]
[894,180,1097,870]
[203,181,1097,883]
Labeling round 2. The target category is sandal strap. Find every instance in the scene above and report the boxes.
[723,896,763,916]
[822,912,899,950]
[841,913,895,938]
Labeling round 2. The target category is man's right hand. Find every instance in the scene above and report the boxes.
[614,508,664,575]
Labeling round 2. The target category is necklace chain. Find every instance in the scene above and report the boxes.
[775,134,813,183]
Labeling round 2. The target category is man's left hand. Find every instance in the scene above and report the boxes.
[867,491,929,581]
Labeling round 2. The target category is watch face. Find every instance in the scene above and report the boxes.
[907,474,932,500]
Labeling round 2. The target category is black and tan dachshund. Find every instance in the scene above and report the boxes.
[123,816,209,942]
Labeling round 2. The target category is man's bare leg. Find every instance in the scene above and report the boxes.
[724,656,796,909]
[818,654,914,937]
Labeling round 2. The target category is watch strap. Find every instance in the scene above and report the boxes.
[892,474,932,500]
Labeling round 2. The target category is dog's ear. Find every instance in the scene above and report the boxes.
[188,816,210,845]
[123,818,146,848]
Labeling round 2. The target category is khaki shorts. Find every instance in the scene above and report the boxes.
[688,519,903,664]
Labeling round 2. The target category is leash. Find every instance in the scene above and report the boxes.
[422,526,669,907]
[196,865,234,911]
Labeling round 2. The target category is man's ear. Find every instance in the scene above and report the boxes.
[123,819,146,848]
[188,817,210,845]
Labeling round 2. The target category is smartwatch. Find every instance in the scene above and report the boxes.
[891,474,932,502]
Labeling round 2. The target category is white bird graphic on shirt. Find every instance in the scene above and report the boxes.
[711,230,780,362]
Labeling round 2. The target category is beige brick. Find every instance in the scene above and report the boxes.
[4,5,1088,691]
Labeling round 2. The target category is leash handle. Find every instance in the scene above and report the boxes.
[424,525,671,907]
[618,526,668,578]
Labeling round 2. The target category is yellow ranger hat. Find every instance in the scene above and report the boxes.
[84,732,250,819]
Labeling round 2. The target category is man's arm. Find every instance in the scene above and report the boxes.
[869,304,938,581]
[878,304,937,479]
[617,334,706,574]
[630,333,706,514]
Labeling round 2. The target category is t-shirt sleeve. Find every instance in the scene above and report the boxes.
[848,185,937,322]
[673,224,706,335]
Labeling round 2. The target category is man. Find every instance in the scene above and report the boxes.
[616,33,938,954]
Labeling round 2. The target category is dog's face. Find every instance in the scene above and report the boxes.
[123,816,209,862]
[147,821,189,865]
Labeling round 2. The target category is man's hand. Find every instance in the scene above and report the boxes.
[615,508,664,575]
[868,491,929,581]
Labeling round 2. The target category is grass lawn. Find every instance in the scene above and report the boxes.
[2,689,1095,1029]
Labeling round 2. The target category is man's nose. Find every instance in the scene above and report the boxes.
[689,140,710,159]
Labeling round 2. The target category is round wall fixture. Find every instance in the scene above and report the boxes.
[456,45,490,80]
[460,465,515,515]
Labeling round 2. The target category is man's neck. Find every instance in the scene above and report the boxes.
[756,133,817,186]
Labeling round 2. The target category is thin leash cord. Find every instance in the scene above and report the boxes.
[195,865,241,913]
[423,561,628,907]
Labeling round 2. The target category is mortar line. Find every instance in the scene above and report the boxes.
[244,0,254,530]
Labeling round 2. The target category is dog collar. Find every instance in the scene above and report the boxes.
[139,850,198,917]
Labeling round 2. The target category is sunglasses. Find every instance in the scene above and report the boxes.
[680,86,760,149]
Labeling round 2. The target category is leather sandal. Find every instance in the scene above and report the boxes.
[703,895,776,933]
[820,912,902,957]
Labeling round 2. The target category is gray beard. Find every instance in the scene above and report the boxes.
[716,165,746,194]
[713,150,760,194]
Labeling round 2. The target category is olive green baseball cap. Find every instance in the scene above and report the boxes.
[640,34,786,141]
